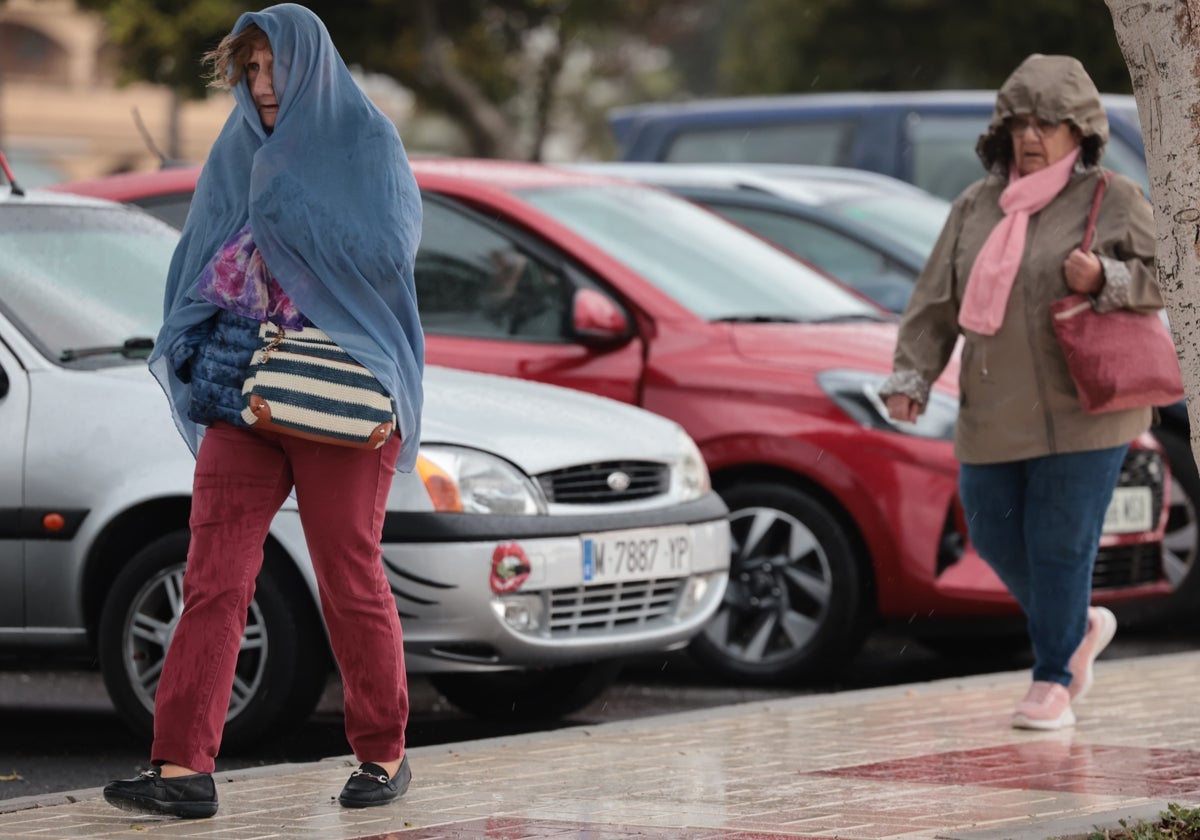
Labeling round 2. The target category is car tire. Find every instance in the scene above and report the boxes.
[430,661,622,721]
[97,531,330,751]
[1152,428,1200,608]
[690,481,871,684]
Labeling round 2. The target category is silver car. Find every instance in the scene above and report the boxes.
[0,184,730,747]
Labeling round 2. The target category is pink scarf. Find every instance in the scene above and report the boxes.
[958,147,1081,335]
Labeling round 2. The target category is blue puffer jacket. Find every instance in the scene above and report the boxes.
[169,310,261,427]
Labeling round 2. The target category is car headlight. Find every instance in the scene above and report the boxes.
[673,428,712,501]
[417,445,547,514]
[817,369,957,441]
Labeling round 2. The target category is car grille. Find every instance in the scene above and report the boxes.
[537,461,668,504]
[1093,542,1162,589]
[546,578,684,635]
[1118,448,1166,521]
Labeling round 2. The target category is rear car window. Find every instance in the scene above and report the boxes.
[664,121,854,166]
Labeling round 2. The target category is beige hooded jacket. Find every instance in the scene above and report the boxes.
[880,54,1162,465]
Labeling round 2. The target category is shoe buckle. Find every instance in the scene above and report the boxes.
[351,769,389,785]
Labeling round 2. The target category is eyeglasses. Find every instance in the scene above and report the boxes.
[1009,116,1061,138]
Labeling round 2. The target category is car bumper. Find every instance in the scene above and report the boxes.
[811,429,1171,619]
[274,494,732,673]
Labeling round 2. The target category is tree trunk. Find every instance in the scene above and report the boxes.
[416,0,520,159]
[1107,0,1200,466]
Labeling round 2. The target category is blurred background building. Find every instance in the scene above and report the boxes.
[0,0,234,183]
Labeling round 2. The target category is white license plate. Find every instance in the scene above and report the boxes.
[1103,486,1153,534]
[582,526,692,584]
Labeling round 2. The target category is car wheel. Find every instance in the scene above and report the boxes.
[430,661,622,721]
[690,481,870,684]
[97,531,330,750]
[1153,429,1200,606]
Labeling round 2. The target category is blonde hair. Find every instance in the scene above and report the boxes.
[202,23,269,90]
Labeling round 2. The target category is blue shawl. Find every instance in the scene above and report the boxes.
[148,2,424,471]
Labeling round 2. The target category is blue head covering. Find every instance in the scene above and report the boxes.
[148,2,424,471]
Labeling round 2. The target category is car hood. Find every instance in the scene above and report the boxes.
[422,365,685,474]
[88,364,684,477]
[730,321,899,375]
[727,320,960,392]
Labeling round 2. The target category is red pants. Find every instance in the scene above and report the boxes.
[152,421,407,773]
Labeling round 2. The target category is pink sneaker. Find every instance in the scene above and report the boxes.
[1067,606,1117,702]
[1011,681,1075,730]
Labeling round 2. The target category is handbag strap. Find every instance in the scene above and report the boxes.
[1080,169,1111,253]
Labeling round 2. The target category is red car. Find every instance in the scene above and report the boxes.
[56,161,1173,684]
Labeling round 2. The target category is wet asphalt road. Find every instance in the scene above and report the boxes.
[4,619,1199,802]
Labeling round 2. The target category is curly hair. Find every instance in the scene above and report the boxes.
[975,120,1100,175]
[202,23,269,90]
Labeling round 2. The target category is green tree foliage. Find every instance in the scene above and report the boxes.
[74,0,240,96]
[75,0,701,158]
[711,0,1132,95]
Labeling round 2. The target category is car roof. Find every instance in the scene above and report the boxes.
[50,158,627,201]
[610,89,1139,120]
[561,162,941,207]
[45,165,204,202]
[410,157,625,191]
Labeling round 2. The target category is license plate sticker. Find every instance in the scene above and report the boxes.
[582,526,692,583]
[1103,486,1153,535]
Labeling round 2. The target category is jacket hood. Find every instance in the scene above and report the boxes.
[975,54,1108,174]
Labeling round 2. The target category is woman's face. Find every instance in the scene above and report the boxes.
[245,41,278,131]
[1009,113,1081,176]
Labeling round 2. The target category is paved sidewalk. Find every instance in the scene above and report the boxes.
[3,652,1200,840]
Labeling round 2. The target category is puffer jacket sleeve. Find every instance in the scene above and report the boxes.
[1090,174,1162,314]
[878,191,970,405]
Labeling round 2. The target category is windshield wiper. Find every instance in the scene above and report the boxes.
[713,315,805,324]
[60,336,155,362]
[806,313,893,324]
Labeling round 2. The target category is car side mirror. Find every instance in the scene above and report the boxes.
[572,288,630,347]
[0,365,7,399]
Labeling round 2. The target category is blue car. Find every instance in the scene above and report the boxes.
[608,90,1148,202]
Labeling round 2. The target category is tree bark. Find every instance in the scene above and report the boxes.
[1107,0,1200,465]
[416,0,520,159]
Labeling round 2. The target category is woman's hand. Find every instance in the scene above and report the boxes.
[885,393,922,423]
[1063,248,1103,295]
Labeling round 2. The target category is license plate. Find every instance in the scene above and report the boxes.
[1103,486,1153,534]
[582,526,692,584]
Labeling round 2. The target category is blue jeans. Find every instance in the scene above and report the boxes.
[958,445,1128,686]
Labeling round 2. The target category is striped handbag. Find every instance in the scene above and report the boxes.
[241,322,396,450]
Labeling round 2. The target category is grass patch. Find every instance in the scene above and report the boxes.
[1082,803,1200,839]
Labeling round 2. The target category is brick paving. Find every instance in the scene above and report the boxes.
[2,652,1200,839]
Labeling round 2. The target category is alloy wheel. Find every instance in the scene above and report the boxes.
[701,504,832,666]
[121,563,269,722]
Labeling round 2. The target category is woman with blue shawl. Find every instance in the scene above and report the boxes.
[103,4,423,818]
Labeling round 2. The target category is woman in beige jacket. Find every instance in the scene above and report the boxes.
[879,54,1163,730]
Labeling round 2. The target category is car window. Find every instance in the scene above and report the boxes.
[707,203,916,313]
[825,194,950,256]
[1101,134,1150,195]
[905,114,991,201]
[664,121,853,166]
[415,200,571,341]
[907,111,1150,199]
[517,183,882,323]
[133,193,195,230]
[0,204,177,363]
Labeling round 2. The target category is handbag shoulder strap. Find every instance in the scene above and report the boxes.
[1081,169,1112,253]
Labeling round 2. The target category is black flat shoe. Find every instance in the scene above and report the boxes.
[338,756,411,809]
[103,768,218,819]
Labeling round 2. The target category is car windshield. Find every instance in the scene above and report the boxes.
[826,193,950,256]
[0,203,177,364]
[515,184,883,322]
